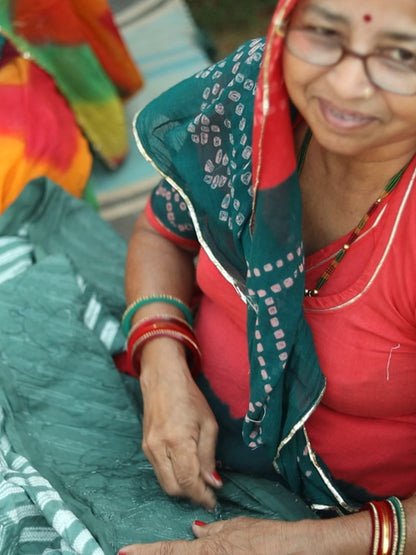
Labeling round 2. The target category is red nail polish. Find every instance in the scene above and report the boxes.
[118,552,128,555]
[212,471,222,482]
[194,520,207,527]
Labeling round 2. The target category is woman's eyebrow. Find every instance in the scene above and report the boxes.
[383,30,416,43]
[303,4,416,43]
[301,4,350,24]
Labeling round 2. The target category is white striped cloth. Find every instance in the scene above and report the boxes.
[0,236,126,353]
[0,408,105,555]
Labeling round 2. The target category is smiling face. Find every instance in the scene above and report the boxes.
[283,0,416,161]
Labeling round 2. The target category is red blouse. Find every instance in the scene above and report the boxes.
[195,158,416,499]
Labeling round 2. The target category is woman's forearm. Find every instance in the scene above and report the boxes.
[313,495,416,555]
[403,496,415,554]
[125,211,197,325]
[124,212,220,509]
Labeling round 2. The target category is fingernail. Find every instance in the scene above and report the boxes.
[193,520,207,527]
[212,471,222,483]
[118,552,128,555]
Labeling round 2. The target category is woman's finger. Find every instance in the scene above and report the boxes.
[197,419,221,490]
[169,440,217,509]
[144,430,216,508]
[191,519,225,538]
[118,539,193,554]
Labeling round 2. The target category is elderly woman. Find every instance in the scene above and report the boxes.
[120,0,416,552]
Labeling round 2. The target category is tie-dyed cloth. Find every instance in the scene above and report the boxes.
[0,0,143,213]
[0,178,316,554]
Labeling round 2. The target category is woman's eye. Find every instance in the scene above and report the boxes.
[382,48,416,66]
[304,26,338,38]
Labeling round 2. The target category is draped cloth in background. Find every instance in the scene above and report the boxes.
[0,0,143,213]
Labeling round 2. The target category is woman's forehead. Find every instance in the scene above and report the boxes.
[294,0,416,24]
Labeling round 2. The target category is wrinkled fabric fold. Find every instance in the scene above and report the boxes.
[0,179,317,553]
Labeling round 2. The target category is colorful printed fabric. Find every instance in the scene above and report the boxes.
[0,49,92,213]
[0,0,143,213]
[134,0,366,512]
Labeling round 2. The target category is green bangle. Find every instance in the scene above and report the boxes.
[122,295,193,336]
[387,496,407,555]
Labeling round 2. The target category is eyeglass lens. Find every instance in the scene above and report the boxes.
[285,28,416,95]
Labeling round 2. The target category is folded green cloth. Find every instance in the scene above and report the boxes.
[0,179,317,554]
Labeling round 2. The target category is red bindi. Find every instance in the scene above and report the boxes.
[363,14,372,22]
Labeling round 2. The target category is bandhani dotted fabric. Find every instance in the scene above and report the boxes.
[135,33,361,512]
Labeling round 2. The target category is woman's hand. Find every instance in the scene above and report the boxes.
[125,212,221,508]
[140,337,221,510]
[118,517,292,554]
[118,513,373,554]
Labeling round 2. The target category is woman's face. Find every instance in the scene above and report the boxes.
[283,0,416,161]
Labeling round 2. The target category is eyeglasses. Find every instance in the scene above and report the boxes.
[281,25,416,96]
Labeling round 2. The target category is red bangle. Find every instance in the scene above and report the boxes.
[131,328,201,377]
[127,316,192,362]
[375,501,393,555]
[127,316,201,378]
[361,500,397,555]
[128,315,193,337]
[129,320,193,345]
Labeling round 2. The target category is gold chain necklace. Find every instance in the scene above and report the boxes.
[298,130,406,297]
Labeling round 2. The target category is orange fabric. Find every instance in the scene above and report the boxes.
[2,0,143,173]
[11,0,143,97]
[69,0,143,98]
[0,56,91,213]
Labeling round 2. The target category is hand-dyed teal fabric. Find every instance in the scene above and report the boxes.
[0,178,317,554]
[134,32,360,513]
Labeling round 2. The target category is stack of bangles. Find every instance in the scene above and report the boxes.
[360,496,407,555]
[122,295,201,378]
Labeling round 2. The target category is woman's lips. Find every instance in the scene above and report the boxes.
[318,98,375,130]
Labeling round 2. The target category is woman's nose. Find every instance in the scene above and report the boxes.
[326,53,374,99]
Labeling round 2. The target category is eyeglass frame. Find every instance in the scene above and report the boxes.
[276,22,416,96]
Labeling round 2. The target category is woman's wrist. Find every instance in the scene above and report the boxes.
[138,336,195,387]
[127,315,200,378]
[241,516,372,555]
[315,511,373,555]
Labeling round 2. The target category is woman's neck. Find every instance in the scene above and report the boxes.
[297,128,415,255]
[296,122,415,199]
[312,143,410,198]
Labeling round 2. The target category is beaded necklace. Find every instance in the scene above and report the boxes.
[298,129,406,297]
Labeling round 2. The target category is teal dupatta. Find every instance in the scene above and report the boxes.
[134,1,361,513]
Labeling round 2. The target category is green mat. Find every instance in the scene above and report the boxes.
[0,178,317,554]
